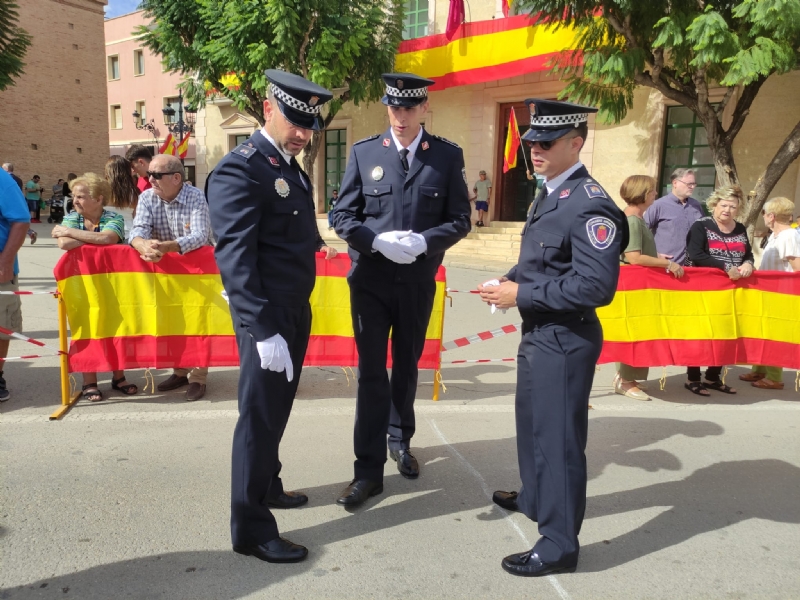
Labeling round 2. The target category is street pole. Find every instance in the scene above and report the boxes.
[177,89,185,167]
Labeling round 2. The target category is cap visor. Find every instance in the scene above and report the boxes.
[381,95,427,108]
[521,127,574,143]
[277,102,322,131]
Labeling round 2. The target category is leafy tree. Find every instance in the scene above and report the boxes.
[0,0,31,91]
[520,0,800,227]
[137,0,403,179]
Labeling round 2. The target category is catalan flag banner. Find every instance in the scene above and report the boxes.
[54,246,446,372]
[395,14,581,91]
[597,266,800,370]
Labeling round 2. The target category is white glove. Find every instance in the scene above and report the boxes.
[372,230,416,264]
[396,232,427,257]
[256,334,294,381]
[482,279,507,314]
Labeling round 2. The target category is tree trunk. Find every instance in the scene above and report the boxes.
[303,130,324,211]
[741,119,800,228]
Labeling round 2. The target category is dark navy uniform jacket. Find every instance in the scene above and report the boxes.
[207,133,320,342]
[332,128,471,281]
[507,165,628,318]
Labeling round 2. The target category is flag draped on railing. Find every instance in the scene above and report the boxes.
[54,247,446,372]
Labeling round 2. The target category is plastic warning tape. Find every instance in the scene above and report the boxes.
[1,353,62,362]
[0,290,58,295]
[441,323,521,351]
[0,325,63,353]
[445,288,481,294]
[446,358,516,364]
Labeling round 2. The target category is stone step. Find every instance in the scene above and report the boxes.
[466,232,522,242]
[475,226,525,235]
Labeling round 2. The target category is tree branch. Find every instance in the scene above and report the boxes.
[723,78,766,144]
[298,14,317,79]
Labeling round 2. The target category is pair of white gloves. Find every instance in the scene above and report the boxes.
[372,230,427,264]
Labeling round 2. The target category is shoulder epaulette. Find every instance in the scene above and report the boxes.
[353,134,380,146]
[232,143,258,160]
[432,134,460,149]
[582,177,609,200]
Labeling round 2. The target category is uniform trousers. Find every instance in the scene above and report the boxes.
[230,304,311,546]
[515,314,602,565]
[349,276,436,481]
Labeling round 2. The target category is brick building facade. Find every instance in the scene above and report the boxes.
[0,0,108,195]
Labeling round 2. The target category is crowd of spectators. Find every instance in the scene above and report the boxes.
[614,168,797,401]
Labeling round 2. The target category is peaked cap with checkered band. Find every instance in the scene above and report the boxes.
[381,72,435,108]
[521,99,598,143]
[265,69,333,131]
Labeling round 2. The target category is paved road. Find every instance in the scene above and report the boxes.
[1,222,799,599]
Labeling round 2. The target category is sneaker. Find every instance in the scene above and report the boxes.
[0,371,9,402]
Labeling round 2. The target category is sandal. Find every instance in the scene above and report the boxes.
[684,382,710,397]
[702,379,737,394]
[81,384,104,402]
[112,377,139,395]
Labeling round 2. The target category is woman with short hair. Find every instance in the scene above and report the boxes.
[614,175,685,400]
[740,196,800,390]
[51,173,138,402]
[684,185,754,396]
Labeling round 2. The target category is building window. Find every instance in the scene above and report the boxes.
[135,101,147,124]
[110,104,122,130]
[163,96,180,123]
[107,55,120,80]
[403,0,429,40]
[231,134,250,150]
[133,49,145,76]
[325,129,347,208]
[659,105,716,203]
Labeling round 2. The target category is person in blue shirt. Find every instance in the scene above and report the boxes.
[0,169,33,402]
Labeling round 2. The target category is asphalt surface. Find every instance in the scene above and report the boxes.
[1,221,799,599]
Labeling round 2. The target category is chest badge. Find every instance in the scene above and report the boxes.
[372,166,384,181]
[275,178,290,198]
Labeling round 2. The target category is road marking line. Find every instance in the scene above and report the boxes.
[427,418,572,600]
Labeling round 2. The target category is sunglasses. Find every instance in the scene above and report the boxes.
[524,135,577,151]
[147,171,179,180]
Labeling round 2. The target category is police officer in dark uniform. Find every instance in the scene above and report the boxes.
[207,70,333,564]
[478,99,627,576]
[332,73,471,506]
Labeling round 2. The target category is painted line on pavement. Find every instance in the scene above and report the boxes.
[427,418,572,600]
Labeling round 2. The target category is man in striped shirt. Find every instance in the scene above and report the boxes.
[129,154,212,401]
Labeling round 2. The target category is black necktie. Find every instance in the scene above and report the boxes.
[530,184,548,219]
[290,157,308,190]
[399,148,410,173]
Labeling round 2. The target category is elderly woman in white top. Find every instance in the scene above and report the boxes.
[739,197,800,391]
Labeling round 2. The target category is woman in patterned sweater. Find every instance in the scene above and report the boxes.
[684,185,754,396]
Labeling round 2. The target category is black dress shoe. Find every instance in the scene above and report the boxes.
[233,537,308,563]
[336,479,383,506]
[268,491,309,509]
[492,490,520,512]
[157,374,189,392]
[389,449,419,479]
[501,551,576,577]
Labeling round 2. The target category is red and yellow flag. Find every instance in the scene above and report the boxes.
[502,0,512,17]
[54,247,446,372]
[177,133,191,159]
[503,108,521,173]
[159,133,177,156]
[598,266,800,369]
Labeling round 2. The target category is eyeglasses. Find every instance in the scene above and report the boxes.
[525,134,579,151]
[676,180,697,188]
[147,171,179,180]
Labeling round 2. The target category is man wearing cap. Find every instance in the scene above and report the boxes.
[479,99,627,577]
[332,73,471,507]
[207,70,333,564]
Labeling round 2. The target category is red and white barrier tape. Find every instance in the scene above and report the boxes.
[446,358,516,364]
[441,323,521,351]
[1,353,62,362]
[0,290,58,295]
[445,288,481,294]
[0,324,64,353]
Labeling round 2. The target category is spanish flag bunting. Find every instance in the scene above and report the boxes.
[54,247,446,372]
[159,133,177,156]
[395,14,582,91]
[177,132,191,159]
[503,108,521,173]
[598,266,800,370]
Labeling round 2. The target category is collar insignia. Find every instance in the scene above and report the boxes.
[383,138,391,147]
[421,141,429,151]
[268,156,280,167]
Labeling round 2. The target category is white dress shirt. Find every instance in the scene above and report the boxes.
[390,126,425,169]
[544,161,585,195]
[260,128,307,189]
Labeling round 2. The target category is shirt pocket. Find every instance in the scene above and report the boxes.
[263,200,308,238]
[419,184,447,215]
[529,228,565,274]
[363,185,392,216]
